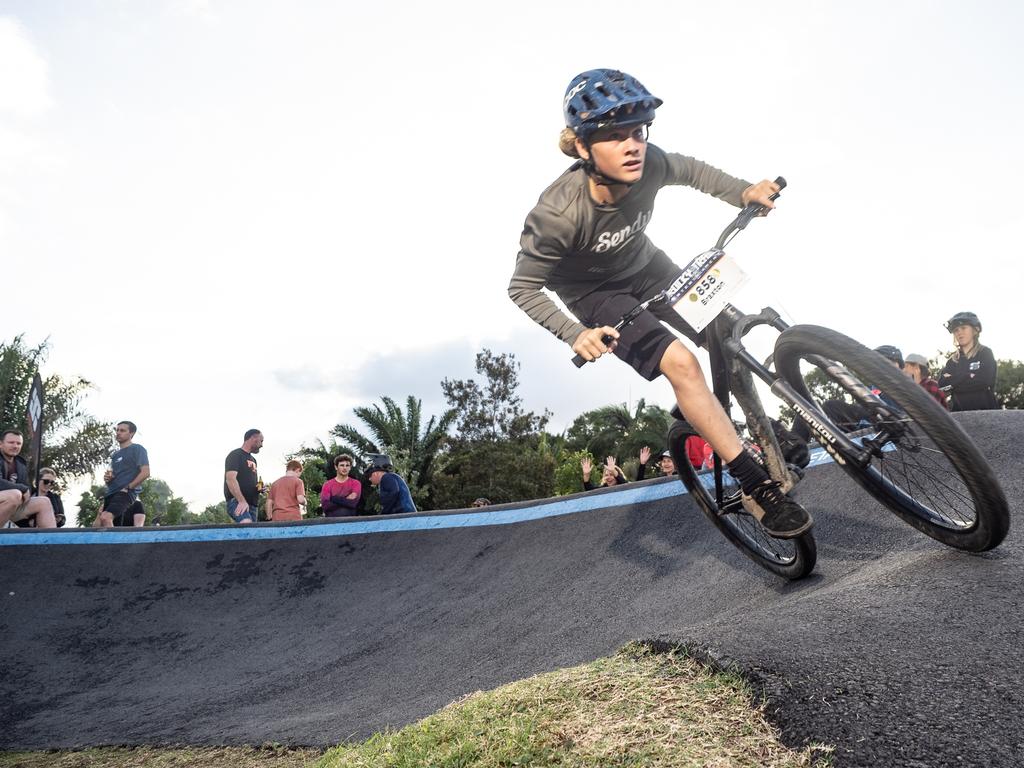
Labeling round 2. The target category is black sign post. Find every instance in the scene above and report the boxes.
[25,372,44,489]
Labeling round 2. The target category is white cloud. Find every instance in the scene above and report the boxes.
[0,18,52,118]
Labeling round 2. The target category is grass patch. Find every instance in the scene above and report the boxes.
[316,642,831,767]
[0,744,323,768]
[2,643,831,768]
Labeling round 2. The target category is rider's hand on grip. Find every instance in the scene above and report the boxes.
[571,326,619,367]
[735,176,787,230]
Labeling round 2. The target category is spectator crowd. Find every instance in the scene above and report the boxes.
[0,310,1003,529]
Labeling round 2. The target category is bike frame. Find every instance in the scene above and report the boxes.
[704,304,877,500]
[575,178,890,501]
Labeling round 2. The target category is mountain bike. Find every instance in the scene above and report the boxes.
[573,179,1010,579]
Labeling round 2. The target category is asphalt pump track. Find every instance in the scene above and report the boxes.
[2,411,1022,767]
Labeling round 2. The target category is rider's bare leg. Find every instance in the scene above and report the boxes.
[659,340,742,461]
[660,339,812,538]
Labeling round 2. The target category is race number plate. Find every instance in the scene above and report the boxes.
[668,250,748,332]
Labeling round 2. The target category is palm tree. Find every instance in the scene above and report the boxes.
[329,395,456,504]
[582,398,673,462]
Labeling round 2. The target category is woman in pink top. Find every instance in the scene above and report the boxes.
[320,454,362,517]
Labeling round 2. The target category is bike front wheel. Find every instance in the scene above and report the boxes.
[774,325,1009,552]
[668,421,817,580]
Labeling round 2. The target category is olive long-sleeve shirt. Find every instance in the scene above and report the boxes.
[509,145,750,345]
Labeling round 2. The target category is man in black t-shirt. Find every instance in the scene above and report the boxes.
[224,429,263,524]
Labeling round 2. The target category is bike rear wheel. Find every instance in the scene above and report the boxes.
[668,420,817,580]
[774,325,1009,552]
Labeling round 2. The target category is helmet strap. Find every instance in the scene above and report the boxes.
[577,138,638,188]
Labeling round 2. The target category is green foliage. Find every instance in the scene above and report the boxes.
[299,460,326,518]
[563,399,672,460]
[441,349,549,442]
[554,449,595,496]
[0,335,113,480]
[995,359,1024,409]
[431,437,557,509]
[432,350,556,509]
[192,502,231,525]
[76,484,106,527]
[138,478,191,526]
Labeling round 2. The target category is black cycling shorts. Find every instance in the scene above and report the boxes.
[104,493,143,527]
[566,251,704,381]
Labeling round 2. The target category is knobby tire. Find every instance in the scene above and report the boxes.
[668,420,817,580]
[774,325,1009,552]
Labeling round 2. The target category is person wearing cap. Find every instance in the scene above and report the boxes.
[508,68,811,540]
[364,455,416,516]
[904,353,949,409]
[939,312,998,411]
[658,449,678,476]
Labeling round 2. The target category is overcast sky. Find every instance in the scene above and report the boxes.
[2,1,1022,516]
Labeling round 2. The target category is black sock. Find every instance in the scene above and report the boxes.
[726,450,770,494]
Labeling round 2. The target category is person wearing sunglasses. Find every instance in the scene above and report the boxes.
[35,467,66,528]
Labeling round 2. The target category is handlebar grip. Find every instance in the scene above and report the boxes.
[774,176,787,191]
[571,333,616,368]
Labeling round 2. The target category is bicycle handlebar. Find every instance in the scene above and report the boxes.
[714,176,786,250]
[572,176,786,368]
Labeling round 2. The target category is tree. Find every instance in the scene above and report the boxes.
[0,335,113,479]
[432,350,556,509]
[185,502,231,525]
[554,449,596,496]
[995,359,1024,410]
[76,484,106,528]
[328,395,455,510]
[441,349,549,442]
[564,398,672,461]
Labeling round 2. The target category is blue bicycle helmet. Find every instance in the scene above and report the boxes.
[874,345,904,368]
[563,69,662,141]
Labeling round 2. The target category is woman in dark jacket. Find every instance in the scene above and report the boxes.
[940,312,999,411]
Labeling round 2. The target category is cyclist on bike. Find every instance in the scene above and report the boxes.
[940,311,999,411]
[508,68,811,538]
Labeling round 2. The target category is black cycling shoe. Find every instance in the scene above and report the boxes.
[742,480,814,539]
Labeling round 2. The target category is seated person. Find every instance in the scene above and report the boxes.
[34,467,66,528]
[0,429,56,528]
